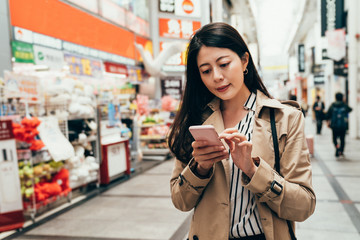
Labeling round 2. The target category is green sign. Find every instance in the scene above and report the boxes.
[37,51,44,61]
[11,41,35,63]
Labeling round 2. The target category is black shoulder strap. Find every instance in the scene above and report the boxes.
[270,108,280,173]
[270,108,297,240]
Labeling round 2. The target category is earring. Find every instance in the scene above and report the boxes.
[243,68,248,75]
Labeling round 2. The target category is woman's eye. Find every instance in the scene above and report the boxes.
[220,63,229,67]
[202,69,210,74]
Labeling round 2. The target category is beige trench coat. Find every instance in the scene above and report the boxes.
[170,90,316,240]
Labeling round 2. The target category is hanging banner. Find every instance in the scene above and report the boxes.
[321,0,344,36]
[0,120,24,232]
[159,18,201,39]
[174,0,201,18]
[326,29,346,61]
[33,45,65,70]
[11,41,35,63]
[161,76,182,100]
[64,53,103,79]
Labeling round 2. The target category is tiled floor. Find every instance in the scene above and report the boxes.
[2,115,360,240]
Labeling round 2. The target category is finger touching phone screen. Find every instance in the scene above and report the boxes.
[189,125,224,146]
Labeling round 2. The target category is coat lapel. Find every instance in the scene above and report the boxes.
[202,99,231,190]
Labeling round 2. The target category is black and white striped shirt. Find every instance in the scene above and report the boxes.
[229,92,263,238]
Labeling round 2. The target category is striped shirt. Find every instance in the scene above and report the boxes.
[229,92,263,238]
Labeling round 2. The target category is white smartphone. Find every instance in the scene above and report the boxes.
[189,125,224,146]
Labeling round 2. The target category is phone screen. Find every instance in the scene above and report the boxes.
[189,125,224,146]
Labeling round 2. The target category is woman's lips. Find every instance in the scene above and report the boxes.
[216,84,230,92]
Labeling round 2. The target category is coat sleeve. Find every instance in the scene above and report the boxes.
[170,158,214,212]
[242,110,316,222]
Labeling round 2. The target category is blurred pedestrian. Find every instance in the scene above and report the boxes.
[325,92,352,157]
[289,94,307,117]
[313,96,325,134]
[168,22,315,240]
[301,101,308,117]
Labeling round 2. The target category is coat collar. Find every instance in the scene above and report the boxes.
[206,90,284,118]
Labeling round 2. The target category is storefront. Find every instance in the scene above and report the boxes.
[0,0,211,233]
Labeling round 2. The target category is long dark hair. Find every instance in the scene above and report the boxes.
[168,22,271,163]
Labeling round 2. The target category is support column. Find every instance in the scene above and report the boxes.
[148,0,161,100]
[0,0,12,76]
[210,0,223,22]
[347,0,360,138]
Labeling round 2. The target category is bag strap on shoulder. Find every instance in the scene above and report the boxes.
[270,108,297,240]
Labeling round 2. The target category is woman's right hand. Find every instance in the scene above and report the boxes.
[191,141,228,176]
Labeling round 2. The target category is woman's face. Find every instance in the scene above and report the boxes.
[197,46,249,101]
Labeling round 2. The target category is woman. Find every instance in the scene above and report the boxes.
[168,22,315,240]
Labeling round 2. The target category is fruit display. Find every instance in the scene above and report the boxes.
[19,160,65,202]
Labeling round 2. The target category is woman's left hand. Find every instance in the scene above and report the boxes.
[219,128,257,178]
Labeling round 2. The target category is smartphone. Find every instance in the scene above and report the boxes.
[189,125,224,146]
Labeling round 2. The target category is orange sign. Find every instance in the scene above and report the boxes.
[182,0,194,14]
[175,0,201,18]
[159,18,201,39]
[135,36,153,62]
[9,0,135,59]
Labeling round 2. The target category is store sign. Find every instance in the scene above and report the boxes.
[159,18,201,39]
[174,0,201,18]
[104,62,128,76]
[64,53,103,78]
[321,0,344,36]
[63,41,135,66]
[11,41,34,63]
[161,76,182,100]
[326,29,346,61]
[334,59,348,76]
[14,27,62,50]
[298,44,305,73]
[33,45,65,70]
[322,48,330,60]
[33,32,62,50]
[13,27,136,66]
[14,27,33,43]
[0,120,23,214]
[4,71,40,101]
[312,64,325,74]
[314,75,325,85]
[159,0,175,13]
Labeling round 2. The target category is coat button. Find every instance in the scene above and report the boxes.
[193,235,199,240]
